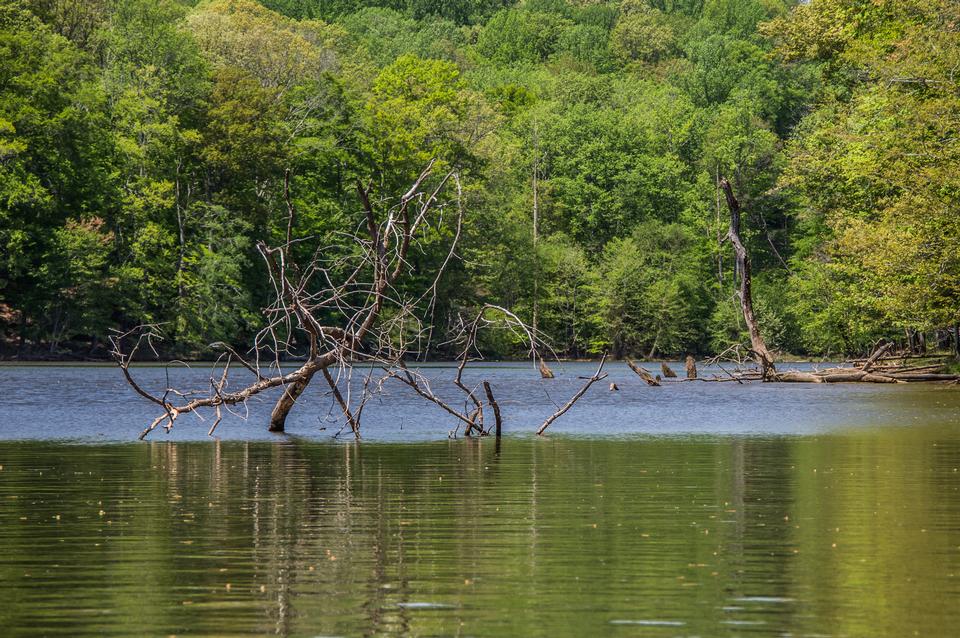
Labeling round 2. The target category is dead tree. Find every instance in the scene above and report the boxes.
[719,177,776,379]
[111,164,604,440]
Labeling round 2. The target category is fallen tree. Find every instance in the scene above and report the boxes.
[111,164,605,440]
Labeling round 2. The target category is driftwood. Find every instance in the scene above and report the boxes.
[751,342,958,384]
[626,359,661,386]
[661,362,677,378]
[685,355,697,379]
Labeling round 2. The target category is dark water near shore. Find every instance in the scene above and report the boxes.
[1,365,959,636]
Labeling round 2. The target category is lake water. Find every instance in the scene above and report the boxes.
[1,363,959,636]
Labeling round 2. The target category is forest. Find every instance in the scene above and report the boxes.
[2,0,958,361]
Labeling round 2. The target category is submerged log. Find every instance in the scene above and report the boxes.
[661,362,677,378]
[626,359,661,386]
[685,355,697,379]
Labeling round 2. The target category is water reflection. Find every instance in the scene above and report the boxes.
[0,430,958,636]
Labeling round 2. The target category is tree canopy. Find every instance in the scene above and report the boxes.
[2,0,957,359]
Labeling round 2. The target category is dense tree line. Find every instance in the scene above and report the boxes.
[1,0,957,359]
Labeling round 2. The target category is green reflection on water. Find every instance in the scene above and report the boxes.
[0,429,958,637]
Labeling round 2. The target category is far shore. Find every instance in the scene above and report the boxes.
[0,355,849,367]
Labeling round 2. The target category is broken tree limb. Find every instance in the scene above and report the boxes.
[719,177,776,379]
[322,367,361,439]
[861,342,894,372]
[887,373,960,381]
[537,354,608,435]
[626,359,661,386]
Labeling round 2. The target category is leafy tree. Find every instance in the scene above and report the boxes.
[588,222,709,357]
[0,1,117,350]
[772,0,960,351]
[610,6,675,65]
[338,7,464,66]
[475,7,569,64]
[43,218,116,351]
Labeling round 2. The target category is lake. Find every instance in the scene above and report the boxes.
[1,363,959,636]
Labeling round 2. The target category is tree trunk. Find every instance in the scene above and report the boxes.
[647,328,660,360]
[17,309,27,358]
[955,322,959,358]
[531,126,540,342]
[269,369,317,432]
[685,355,697,379]
[719,178,775,379]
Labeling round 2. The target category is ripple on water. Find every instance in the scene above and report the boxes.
[0,431,959,637]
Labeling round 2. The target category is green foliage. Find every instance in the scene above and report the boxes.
[588,222,709,357]
[475,7,569,64]
[365,54,485,182]
[338,7,465,66]
[5,0,955,360]
[44,218,117,344]
[610,6,675,64]
[771,0,960,353]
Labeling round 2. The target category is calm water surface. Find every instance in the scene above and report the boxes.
[1,364,959,636]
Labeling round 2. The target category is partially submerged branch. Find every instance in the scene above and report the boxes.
[537,354,608,435]
[626,359,661,386]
